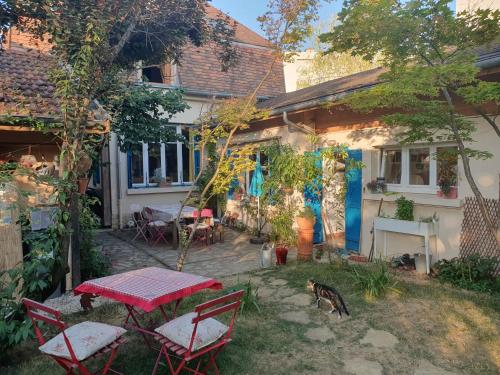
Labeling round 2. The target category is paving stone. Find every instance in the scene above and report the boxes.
[360,328,399,349]
[344,358,383,375]
[257,286,276,299]
[274,286,296,298]
[281,311,311,324]
[269,278,288,286]
[414,360,459,375]
[305,326,335,342]
[282,293,312,306]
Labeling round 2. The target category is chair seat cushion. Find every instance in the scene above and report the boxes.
[148,220,167,227]
[155,312,228,352]
[187,223,210,230]
[39,321,126,361]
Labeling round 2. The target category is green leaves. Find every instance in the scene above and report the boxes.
[110,85,188,151]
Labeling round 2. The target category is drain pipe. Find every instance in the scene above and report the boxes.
[283,111,315,135]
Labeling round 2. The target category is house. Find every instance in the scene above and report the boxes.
[229,47,500,263]
[107,5,285,229]
[0,6,286,231]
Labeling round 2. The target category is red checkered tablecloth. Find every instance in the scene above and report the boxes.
[74,267,222,312]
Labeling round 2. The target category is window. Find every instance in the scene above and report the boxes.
[128,125,196,187]
[142,66,163,83]
[380,145,457,193]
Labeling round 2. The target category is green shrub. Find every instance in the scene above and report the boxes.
[233,281,261,315]
[350,260,401,299]
[395,196,414,221]
[81,246,110,281]
[434,255,499,294]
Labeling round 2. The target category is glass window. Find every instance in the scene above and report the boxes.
[148,144,162,184]
[164,143,178,183]
[130,144,144,185]
[384,150,402,184]
[437,146,458,186]
[409,148,430,185]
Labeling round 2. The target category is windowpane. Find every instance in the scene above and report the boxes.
[130,144,144,185]
[409,148,430,185]
[148,144,162,184]
[164,143,178,183]
[384,150,401,184]
[437,146,458,186]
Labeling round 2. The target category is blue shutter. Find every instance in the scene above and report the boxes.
[194,149,200,177]
[345,149,362,252]
[127,150,133,188]
[304,151,323,244]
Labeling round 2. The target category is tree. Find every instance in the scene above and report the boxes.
[0,0,237,296]
[174,0,324,271]
[320,0,500,244]
[296,20,379,89]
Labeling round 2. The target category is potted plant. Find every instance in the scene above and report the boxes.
[437,175,457,199]
[296,206,316,261]
[76,151,93,194]
[366,179,387,194]
[269,205,297,265]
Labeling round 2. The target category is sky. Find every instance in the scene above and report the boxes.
[211,0,343,38]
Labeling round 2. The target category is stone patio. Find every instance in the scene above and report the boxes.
[98,228,297,278]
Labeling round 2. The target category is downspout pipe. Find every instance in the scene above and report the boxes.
[283,111,315,136]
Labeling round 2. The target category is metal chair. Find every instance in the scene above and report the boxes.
[152,290,244,375]
[132,210,149,242]
[22,298,127,375]
[143,207,169,246]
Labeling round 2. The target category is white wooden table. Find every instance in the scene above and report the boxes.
[373,217,437,274]
[147,204,196,222]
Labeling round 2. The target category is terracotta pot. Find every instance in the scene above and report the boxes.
[437,186,457,199]
[77,178,89,194]
[275,246,288,265]
[296,216,315,261]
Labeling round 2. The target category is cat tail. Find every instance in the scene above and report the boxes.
[337,294,350,316]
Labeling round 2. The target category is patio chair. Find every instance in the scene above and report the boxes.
[132,210,149,242]
[22,298,127,375]
[152,290,244,375]
[186,222,214,246]
[143,207,169,246]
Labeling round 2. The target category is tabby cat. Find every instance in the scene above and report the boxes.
[307,279,350,318]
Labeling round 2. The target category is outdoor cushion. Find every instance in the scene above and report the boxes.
[39,321,126,361]
[148,220,167,227]
[187,223,210,230]
[155,312,228,352]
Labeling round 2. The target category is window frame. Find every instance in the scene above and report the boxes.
[129,125,194,188]
[379,144,456,194]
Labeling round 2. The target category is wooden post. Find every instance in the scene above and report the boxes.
[71,193,81,287]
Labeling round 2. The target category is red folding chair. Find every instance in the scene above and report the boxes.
[152,290,244,375]
[22,298,127,375]
[143,207,169,246]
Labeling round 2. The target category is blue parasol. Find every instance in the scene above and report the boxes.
[249,154,264,236]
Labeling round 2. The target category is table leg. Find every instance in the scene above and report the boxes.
[124,304,153,349]
[172,220,178,248]
[424,235,430,274]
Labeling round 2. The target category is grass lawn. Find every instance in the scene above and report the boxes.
[2,261,499,374]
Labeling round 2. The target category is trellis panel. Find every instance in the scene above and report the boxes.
[459,197,499,267]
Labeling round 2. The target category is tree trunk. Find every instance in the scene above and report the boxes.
[442,88,498,243]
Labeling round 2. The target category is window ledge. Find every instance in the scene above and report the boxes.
[364,192,462,208]
[127,185,194,195]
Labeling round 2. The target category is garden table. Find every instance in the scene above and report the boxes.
[74,267,222,347]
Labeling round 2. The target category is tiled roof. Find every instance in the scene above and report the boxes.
[0,47,58,118]
[206,5,271,48]
[177,41,285,98]
[258,67,385,111]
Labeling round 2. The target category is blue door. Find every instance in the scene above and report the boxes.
[304,151,323,243]
[345,149,362,252]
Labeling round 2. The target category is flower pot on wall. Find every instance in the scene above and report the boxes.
[77,178,89,194]
[437,186,457,199]
[296,216,315,261]
[275,246,288,265]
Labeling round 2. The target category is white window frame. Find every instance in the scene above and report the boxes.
[379,144,456,194]
[130,125,193,188]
